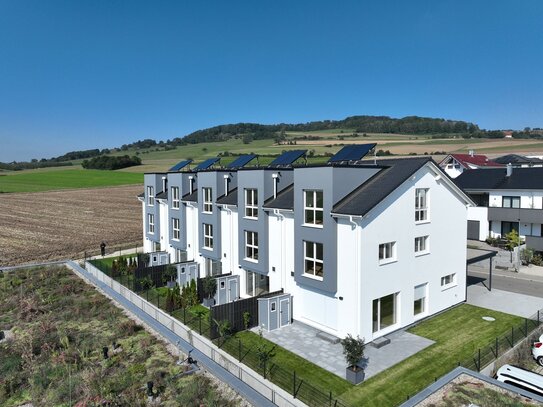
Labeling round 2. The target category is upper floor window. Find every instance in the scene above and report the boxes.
[147,186,155,206]
[414,236,429,255]
[379,241,396,264]
[304,241,324,278]
[203,188,213,213]
[502,196,520,209]
[415,188,428,222]
[148,213,155,234]
[245,189,258,219]
[172,218,180,240]
[441,273,456,288]
[171,187,180,209]
[304,190,323,226]
[203,223,213,249]
[245,231,259,261]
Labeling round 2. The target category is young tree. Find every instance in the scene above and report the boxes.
[341,334,365,372]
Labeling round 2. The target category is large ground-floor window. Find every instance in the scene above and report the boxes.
[205,258,221,276]
[246,270,269,297]
[413,283,427,316]
[372,292,398,333]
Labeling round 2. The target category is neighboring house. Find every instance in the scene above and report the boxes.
[455,165,543,252]
[138,147,473,342]
[439,152,503,178]
[493,154,543,168]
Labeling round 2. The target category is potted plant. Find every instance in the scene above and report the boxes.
[341,334,365,384]
[202,275,217,307]
[163,265,177,288]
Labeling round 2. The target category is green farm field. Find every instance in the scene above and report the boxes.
[0,169,143,193]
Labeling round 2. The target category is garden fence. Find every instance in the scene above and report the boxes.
[85,260,350,407]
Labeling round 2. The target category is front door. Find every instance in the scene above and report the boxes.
[228,278,238,302]
[280,298,290,327]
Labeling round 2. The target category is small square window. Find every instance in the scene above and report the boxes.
[271,302,276,311]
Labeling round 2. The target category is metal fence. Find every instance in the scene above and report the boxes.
[85,260,350,407]
[460,309,543,372]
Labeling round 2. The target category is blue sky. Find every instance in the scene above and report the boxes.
[1,1,542,161]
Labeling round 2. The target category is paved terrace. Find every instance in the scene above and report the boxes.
[258,321,434,380]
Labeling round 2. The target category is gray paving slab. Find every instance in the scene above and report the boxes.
[467,284,543,318]
[258,321,434,380]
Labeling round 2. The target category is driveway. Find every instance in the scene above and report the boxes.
[467,284,543,318]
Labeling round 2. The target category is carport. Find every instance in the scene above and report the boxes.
[467,248,497,291]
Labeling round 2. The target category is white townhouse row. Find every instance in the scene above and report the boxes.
[138,148,474,342]
[455,164,543,252]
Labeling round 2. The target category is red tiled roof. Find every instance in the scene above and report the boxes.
[442,154,504,168]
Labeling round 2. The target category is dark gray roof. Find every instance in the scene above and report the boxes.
[181,190,198,202]
[332,158,432,216]
[263,184,294,210]
[217,188,238,206]
[156,191,168,200]
[455,167,543,190]
[493,154,543,165]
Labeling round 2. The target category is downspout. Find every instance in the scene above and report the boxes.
[348,215,361,336]
[225,205,234,273]
[274,209,285,290]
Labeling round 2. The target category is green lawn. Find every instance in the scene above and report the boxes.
[339,304,524,406]
[0,169,143,192]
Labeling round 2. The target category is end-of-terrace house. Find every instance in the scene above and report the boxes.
[439,152,503,179]
[493,154,543,168]
[138,147,474,342]
[455,165,543,253]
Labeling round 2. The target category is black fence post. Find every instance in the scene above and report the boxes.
[329,391,332,407]
[525,319,528,337]
[199,314,202,335]
[477,348,481,372]
[496,337,499,358]
[511,326,514,347]
[293,371,296,397]
[183,307,186,324]
[238,339,242,361]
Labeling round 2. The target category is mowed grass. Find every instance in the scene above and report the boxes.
[339,304,523,406]
[0,169,142,192]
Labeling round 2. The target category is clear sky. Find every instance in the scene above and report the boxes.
[1,1,542,162]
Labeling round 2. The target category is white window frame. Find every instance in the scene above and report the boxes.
[303,190,324,227]
[304,241,324,279]
[171,186,180,209]
[203,187,213,213]
[203,223,213,249]
[414,283,427,317]
[147,186,155,206]
[245,230,259,261]
[379,241,396,264]
[440,273,456,289]
[372,292,399,333]
[172,218,180,241]
[148,213,155,234]
[414,235,429,256]
[415,188,429,223]
[245,188,258,219]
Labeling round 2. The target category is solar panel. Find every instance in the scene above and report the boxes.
[226,154,257,169]
[194,157,220,171]
[269,150,307,167]
[169,159,193,172]
[328,144,376,163]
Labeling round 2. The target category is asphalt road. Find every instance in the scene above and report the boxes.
[468,268,543,298]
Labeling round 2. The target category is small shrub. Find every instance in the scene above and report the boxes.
[341,334,365,371]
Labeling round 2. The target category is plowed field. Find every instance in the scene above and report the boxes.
[0,185,142,266]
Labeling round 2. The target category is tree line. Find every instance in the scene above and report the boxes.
[81,155,142,170]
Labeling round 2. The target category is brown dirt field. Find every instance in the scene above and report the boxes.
[0,185,143,266]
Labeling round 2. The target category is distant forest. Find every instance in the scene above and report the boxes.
[2,115,542,170]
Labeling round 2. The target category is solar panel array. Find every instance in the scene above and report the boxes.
[194,157,220,171]
[328,143,376,163]
[169,159,193,172]
[226,154,257,169]
[269,150,307,167]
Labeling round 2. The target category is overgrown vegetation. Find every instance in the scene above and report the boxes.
[0,266,240,406]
